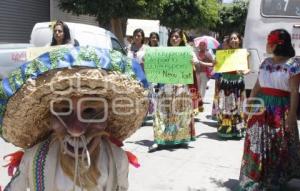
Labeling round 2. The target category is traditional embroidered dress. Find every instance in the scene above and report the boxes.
[216,71,246,138]
[188,69,203,114]
[153,85,195,145]
[239,57,300,190]
[4,138,129,191]
[151,48,197,146]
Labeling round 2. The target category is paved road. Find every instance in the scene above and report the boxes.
[123,80,300,191]
[0,79,299,190]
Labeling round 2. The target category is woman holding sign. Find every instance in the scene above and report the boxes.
[239,29,300,190]
[149,28,197,152]
[215,32,246,138]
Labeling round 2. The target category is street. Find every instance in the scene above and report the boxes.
[1,79,300,190]
[124,79,300,191]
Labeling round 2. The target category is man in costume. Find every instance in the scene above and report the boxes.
[0,46,148,191]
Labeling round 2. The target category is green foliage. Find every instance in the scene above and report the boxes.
[160,0,220,29]
[214,0,249,40]
[58,0,220,30]
[58,0,148,27]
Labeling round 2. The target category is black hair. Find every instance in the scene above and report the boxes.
[50,20,71,46]
[270,29,295,57]
[148,32,160,47]
[229,32,243,48]
[167,28,186,47]
[133,28,145,44]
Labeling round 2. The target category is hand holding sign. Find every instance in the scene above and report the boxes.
[214,48,248,73]
[144,47,193,84]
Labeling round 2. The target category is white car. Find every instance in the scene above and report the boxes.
[31,22,126,55]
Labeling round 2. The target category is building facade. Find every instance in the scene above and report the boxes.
[0,0,98,43]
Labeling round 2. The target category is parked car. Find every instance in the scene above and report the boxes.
[31,22,126,55]
[0,43,33,79]
[0,22,126,79]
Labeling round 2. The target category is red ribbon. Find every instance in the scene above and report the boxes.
[109,136,140,168]
[267,31,284,45]
[3,150,24,176]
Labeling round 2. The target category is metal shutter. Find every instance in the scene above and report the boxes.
[51,0,98,26]
[0,0,50,43]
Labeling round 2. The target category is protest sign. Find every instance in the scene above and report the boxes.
[26,45,68,61]
[214,49,248,73]
[144,47,193,84]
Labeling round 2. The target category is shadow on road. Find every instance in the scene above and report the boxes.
[125,139,154,147]
[210,177,239,190]
[196,132,243,142]
[149,144,195,153]
[196,120,218,128]
[196,132,222,141]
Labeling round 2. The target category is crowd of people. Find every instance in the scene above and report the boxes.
[0,20,299,191]
[121,26,300,190]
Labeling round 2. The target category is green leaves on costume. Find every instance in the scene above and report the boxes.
[49,47,69,69]
[77,47,100,67]
[8,68,23,93]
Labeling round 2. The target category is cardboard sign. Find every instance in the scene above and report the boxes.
[214,48,248,73]
[26,45,68,61]
[144,47,193,84]
[126,19,159,38]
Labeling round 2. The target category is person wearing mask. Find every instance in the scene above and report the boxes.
[149,28,197,152]
[239,29,300,190]
[214,32,246,139]
[1,46,148,191]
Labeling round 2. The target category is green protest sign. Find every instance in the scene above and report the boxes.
[144,47,193,84]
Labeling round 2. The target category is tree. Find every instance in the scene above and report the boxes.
[159,0,220,29]
[58,0,220,30]
[214,0,248,40]
[58,0,165,28]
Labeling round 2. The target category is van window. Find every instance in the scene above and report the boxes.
[111,38,126,55]
[261,0,300,17]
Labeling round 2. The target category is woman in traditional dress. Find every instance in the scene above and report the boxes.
[239,29,300,190]
[149,28,197,152]
[215,32,246,138]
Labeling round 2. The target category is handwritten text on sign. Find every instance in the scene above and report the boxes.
[214,48,248,73]
[144,47,193,84]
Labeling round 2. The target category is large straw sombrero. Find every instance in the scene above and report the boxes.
[0,46,149,148]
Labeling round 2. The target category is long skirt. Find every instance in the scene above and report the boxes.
[153,85,195,145]
[189,70,203,114]
[239,94,300,190]
[216,73,246,138]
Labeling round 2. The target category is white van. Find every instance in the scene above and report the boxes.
[0,22,126,79]
[243,0,300,93]
[30,22,126,55]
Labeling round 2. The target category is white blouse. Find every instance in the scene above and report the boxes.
[258,57,300,91]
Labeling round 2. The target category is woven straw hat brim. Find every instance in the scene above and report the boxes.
[2,67,149,148]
